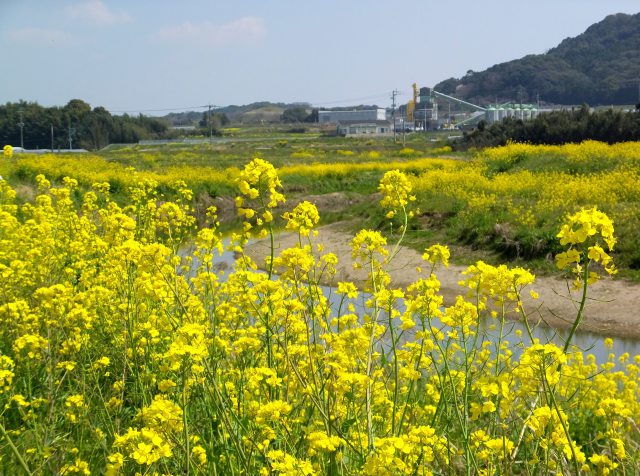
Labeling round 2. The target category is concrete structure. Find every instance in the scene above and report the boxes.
[3,147,88,154]
[393,118,416,132]
[336,120,392,136]
[169,125,197,131]
[486,106,498,123]
[418,85,542,127]
[319,109,387,124]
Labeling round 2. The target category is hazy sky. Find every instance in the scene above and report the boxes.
[1,0,639,114]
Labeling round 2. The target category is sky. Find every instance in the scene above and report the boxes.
[1,0,639,114]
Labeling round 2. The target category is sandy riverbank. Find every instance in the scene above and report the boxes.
[243,222,640,339]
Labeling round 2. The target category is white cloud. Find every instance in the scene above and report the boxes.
[66,0,131,26]
[155,17,266,46]
[7,27,74,46]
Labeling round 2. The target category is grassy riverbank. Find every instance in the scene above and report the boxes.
[2,137,640,278]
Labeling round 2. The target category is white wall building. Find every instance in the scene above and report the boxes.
[319,109,387,124]
[336,120,392,136]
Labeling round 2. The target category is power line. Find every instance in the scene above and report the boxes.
[310,92,395,107]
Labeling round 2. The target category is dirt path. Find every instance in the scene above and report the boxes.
[244,222,640,339]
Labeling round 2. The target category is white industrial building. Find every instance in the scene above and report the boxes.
[318,109,387,124]
[336,120,392,136]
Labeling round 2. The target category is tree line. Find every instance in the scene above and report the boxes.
[455,106,640,150]
[0,100,170,150]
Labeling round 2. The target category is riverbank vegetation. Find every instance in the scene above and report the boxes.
[0,162,637,474]
[2,138,640,277]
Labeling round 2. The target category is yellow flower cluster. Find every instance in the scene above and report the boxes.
[237,157,285,207]
[362,426,447,476]
[65,395,87,424]
[137,395,183,433]
[111,427,172,466]
[378,169,415,213]
[306,431,345,455]
[279,157,456,179]
[461,261,535,312]
[557,206,615,249]
[283,200,319,236]
[60,458,91,475]
[421,244,450,268]
[0,355,15,393]
[264,450,315,476]
[526,406,587,467]
[556,207,617,285]
[351,229,388,264]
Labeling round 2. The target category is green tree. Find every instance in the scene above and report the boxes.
[281,107,308,123]
[304,109,319,123]
[199,112,230,135]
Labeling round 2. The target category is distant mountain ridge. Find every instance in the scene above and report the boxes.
[434,12,640,105]
[160,102,304,125]
[160,102,382,125]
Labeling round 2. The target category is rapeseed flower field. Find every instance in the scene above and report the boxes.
[0,153,637,474]
[4,140,640,274]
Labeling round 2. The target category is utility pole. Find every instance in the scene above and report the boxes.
[51,125,54,152]
[68,126,74,150]
[208,104,213,145]
[391,89,398,143]
[18,109,25,149]
[423,102,428,132]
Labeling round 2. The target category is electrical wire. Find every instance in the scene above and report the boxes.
[309,92,398,107]
[108,105,211,114]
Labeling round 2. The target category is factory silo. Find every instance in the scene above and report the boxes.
[485,106,496,123]
[515,105,523,120]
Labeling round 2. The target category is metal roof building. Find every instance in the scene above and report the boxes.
[335,119,392,136]
[319,109,387,124]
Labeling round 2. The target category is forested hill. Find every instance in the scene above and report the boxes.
[434,12,640,106]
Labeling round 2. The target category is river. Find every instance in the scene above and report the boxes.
[180,241,640,365]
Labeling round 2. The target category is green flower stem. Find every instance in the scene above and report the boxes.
[562,261,590,355]
[0,419,32,475]
[182,367,191,476]
[365,255,380,452]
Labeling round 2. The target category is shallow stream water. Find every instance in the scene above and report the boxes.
[183,241,640,365]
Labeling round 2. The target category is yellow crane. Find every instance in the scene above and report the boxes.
[406,82,418,122]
